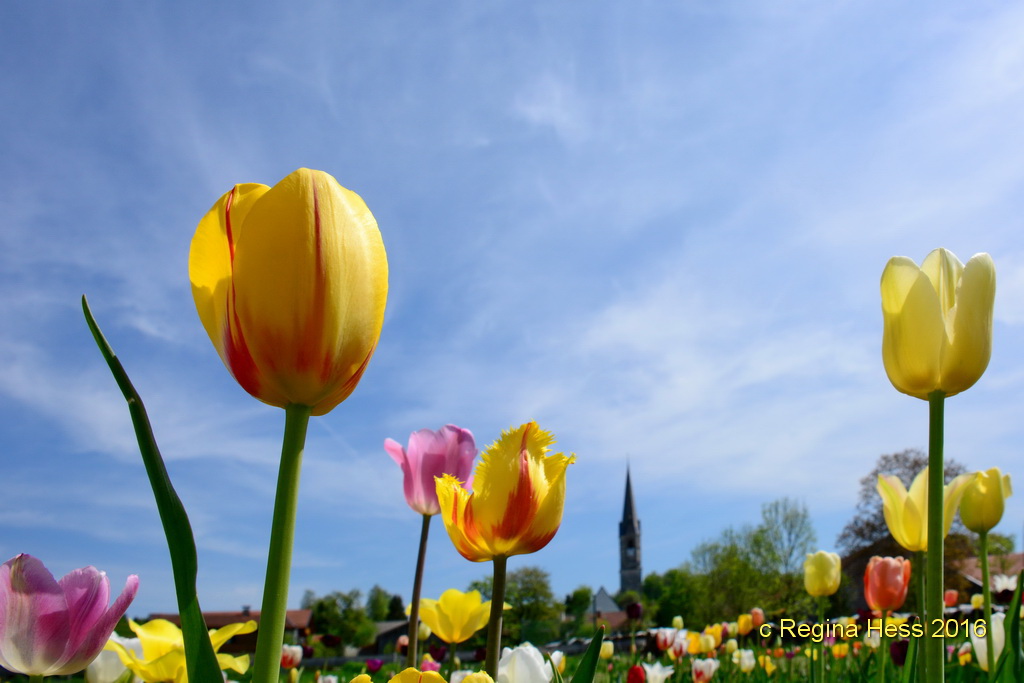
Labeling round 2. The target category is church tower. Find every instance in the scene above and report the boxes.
[619,467,642,594]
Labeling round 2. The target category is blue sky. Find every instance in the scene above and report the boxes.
[2,1,1024,621]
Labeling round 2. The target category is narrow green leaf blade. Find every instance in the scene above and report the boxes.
[83,296,223,683]
[993,569,1023,682]
[569,627,605,683]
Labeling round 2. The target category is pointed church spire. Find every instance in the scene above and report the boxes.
[619,465,642,594]
[622,465,637,526]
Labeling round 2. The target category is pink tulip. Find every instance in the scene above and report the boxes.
[385,425,476,515]
[0,554,138,676]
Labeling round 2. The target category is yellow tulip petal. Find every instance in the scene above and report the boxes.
[881,258,945,399]
[189,183,271,364]
[217,652,251,674]
[942,473,973,535]
[209,620,257,650]
[941,253,995,396]
[129,619,184,661]
[231,169,388,415]
[920,248,964,320]
[877,475,919,551]
[903,468,928,550]
[392,668,447,683]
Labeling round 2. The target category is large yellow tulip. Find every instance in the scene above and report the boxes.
[435,422,574,561]
[880,248,995,400]
[413,589,496,644]
[876,467,973,552]
[803,551,842,597]
[105,619,255,683]
[189,168,388,416]
[960,468,1013,533]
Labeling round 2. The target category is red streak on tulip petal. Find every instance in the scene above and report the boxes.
[495,425,538,542]
[225,187,237,262]
[221,188,262,398]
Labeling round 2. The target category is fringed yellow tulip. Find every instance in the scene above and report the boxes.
[880,248,995,400]
[106,619,255,683]
[189,168,388,416]
[876,467,972,552]
[803,550,842,597]
[960,468,1013,533]
[415,589,495,644]
[435,422,574,561]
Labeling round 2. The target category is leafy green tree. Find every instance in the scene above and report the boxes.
[366,585,391,622]
[682,498,817,624]
[302,589,376,654]
[642,568,696,627]
[387,594,407,620]
[469,566,560,643]
[563,586,594,638]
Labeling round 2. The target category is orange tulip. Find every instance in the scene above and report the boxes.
[864,556,911,612]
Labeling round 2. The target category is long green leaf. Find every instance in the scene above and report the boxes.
[901,629,918,683]
[82,296,223,683]
[569,627,605,683]
[993,569,1023,682]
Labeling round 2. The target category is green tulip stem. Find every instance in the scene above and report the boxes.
[252,404,312,683]
[926,391,946,680]
[979,530,995,679]
[485,555,509,678]
[915,550,927,683]
[406,513,432,668]
[816,597,826,683]
[878,610,890,683]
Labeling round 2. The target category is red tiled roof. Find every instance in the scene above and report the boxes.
[147,609,312,630]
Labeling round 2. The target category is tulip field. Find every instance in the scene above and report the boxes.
[1,167,1019,683]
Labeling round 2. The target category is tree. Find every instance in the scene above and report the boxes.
[563,586,594,637]
[302,589,377,654]
[642,568,696,627]
[366,585,392,622]
[469,566,560,643]
[836,448,972,611]
[387,594,407,621]
[680,498,817,625]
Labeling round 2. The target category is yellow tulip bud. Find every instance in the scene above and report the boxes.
[671,615,684,630]
[960,468,1013,533]
[725,638,738,654]
[599,641,614,660]
[190,168,388,416]
[803,551,841,597]
[971,593,984,610]
[881,248,995,400]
